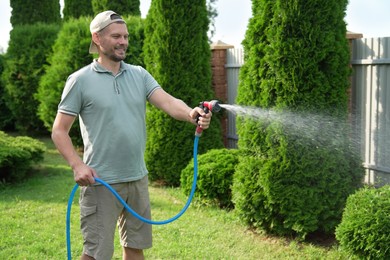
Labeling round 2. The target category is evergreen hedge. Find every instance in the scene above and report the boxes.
[0,131,46,183]
[91,0,141,16]
[0,54,13,130]
[143,0,223,186]
[336,185,390,259]
[10,0,61,27]
[2,23,60,134]
[36,16,145,146]
[232,0,364,239]
[181,148,240,208]
[63,0,94,20]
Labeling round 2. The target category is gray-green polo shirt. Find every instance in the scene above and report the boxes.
[58,59,160,184]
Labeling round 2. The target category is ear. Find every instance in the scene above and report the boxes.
[92,32,100,47]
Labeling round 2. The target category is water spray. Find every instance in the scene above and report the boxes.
[66,100,222,259]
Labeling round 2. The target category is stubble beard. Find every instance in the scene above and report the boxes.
[105,45,127,62]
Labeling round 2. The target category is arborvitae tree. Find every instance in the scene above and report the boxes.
[10,0,61,27]
[2,23,60,134]
[4,0,60,134]
[63,0,94,20]
[0,54,13,130]
[143,0,223,186]
[36,16,145,145]
[92,0,141,16]
[232,0,364,239]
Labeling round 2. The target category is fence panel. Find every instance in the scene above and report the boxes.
[225,48,244,148]
[351,37,390,186]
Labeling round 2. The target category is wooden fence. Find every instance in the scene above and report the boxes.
[223,37,390,186]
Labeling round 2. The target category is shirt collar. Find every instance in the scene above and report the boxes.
[92,59,128,74]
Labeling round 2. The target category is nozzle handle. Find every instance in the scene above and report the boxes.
[195,106,209,136]
[194,100,222,136]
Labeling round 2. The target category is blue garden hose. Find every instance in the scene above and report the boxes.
[66,135,200,259]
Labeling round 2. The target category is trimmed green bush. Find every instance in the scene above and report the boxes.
[63,0,93,20]
[336,185,390,260]
[92,0,141,16]
[10,0,61,27]
[143,0,223,186]
[0,54,13,131]
[2,23,60,134]
[181,149,240,208]
[0,131,46,183]
[233,0,364,239]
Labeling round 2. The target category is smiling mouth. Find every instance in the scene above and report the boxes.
[115,46,127,53]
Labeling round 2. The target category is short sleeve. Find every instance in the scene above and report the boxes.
[58,75,82,116]
[140,67,161,99]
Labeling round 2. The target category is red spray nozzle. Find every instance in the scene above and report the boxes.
[195,100,221,136]
[201,100,221,113]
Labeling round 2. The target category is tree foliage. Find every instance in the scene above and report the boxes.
[1,23,60,134]
[91,0,141,16]
[10,0,61,27]
[336,185,390,259]
[63,0,94,20]
[143,0,223,186]
[232,0,364,239]
[0,54,13,130]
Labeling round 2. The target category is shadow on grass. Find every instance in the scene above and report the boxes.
[244,226,338,250]
[0,164,76,204]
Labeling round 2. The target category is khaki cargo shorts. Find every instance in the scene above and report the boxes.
[79,175,152,259]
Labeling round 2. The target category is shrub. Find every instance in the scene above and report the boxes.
[233,130,364,238]
[92,0,141,16]
[0,131,46,183]
[143,0,223,186]
[335,185,390,259]
[2,23,60,134]
[181,148,240,208]
[233,0,364,239]
[0,54,13,131]
[10,0,61,27]
[63,0,93,21]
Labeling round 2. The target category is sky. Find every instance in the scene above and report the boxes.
[0,0,390,53]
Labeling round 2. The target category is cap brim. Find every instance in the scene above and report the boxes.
[89,41,98,54]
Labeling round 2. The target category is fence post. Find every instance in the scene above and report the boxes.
[210,40,234,147]
[347,31,363,115]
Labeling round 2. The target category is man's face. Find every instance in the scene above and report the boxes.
[97,22,129,62]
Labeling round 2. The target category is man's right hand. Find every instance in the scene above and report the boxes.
[73,163,98,186]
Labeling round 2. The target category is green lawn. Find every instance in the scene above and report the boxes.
[0,137,356,259]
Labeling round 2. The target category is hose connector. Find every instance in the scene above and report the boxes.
[195,100,221,136]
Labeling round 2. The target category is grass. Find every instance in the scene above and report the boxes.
[0,137,356,259]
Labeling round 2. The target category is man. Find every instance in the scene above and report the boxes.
[51,11,212,260]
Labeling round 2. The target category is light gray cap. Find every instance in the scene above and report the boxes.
[89,10,126,54]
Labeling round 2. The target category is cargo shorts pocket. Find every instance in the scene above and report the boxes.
[80,205,98,244]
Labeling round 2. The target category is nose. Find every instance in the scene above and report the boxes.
[119,36,128,45]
